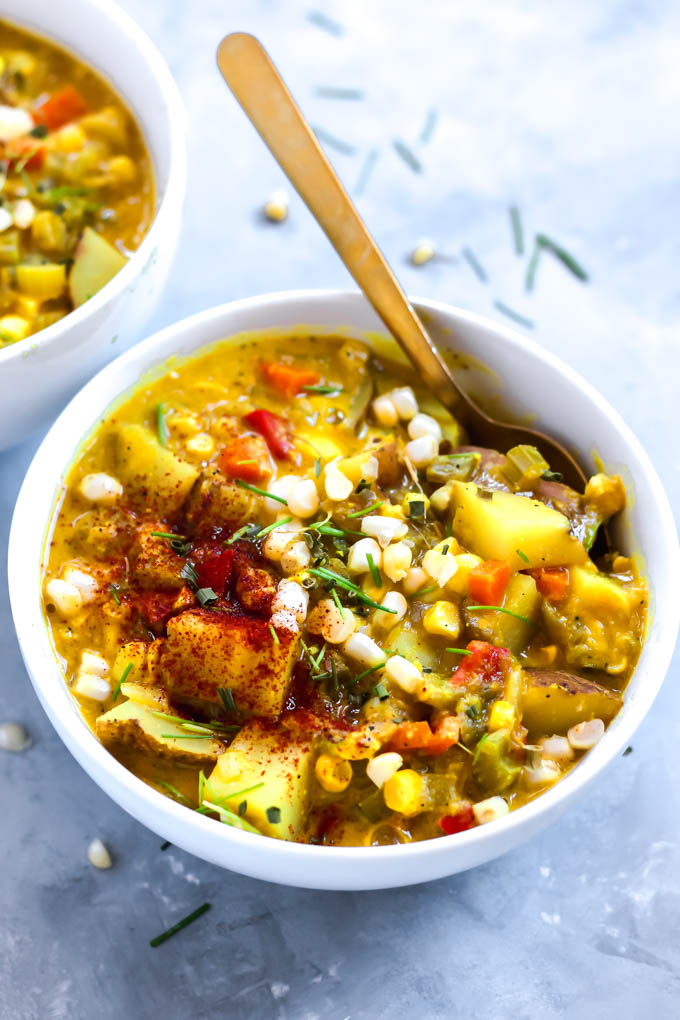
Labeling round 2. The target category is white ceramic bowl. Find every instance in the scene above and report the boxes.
[9,291,679,890]
[0,0,186,450]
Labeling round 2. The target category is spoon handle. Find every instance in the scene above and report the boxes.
[216,32,461,414]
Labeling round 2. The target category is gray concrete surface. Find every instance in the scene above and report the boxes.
[2,1,679,1016]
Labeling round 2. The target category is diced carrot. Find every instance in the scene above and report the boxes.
[3,136,45,171]
[388,716,459,757]
[218,435,272,482]
[468,559,511,605]
[529,566,569,600]
[33,86,88,131]
[261,361,321,398]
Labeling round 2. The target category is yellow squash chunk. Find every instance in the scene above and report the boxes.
[69,226,127,307]
[450,481,587,571]
[16,263,66,300]
[465,573,541,655]
[115,425,199,514]
[521,670,622,734]
[95,700,222,766]
[203,719,314,840]
[160,609,300,717]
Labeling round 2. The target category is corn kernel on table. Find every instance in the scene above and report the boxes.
[2,1,679,1016]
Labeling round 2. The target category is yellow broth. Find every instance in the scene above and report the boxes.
[42,334,647,846]
[0,21,154,344]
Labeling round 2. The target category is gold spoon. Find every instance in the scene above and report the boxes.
[216,32,587,488]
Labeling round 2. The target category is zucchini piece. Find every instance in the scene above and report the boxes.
[161,608,300,717]
[426,452,481,484]
[472,729,520,793]
[450,481,587,570]
[69,226,127,307]
[115,424,199,514]
[96,700,222,767]
[203,719,314,840]
[464,573,541,655]
[522,669,622,734]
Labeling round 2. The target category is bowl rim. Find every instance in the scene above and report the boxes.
[9,288,680,872]
[0,0,187,367]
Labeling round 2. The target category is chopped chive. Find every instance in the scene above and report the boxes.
[266,806,281,824]
[366,552,381,587]
[314,457,322,477]
[160,733,214,740]
[355,478,371,494]
[312,125,356,155]
[466,604,531,624]
[160,841,171,851]
[315,85,364,100]
[407,585,438,599]
[150,710,236,733]
[257,517,293,540]
[157,781,191,805]
[445,647,472,656]
[302,383,342,394]
[516,549,530,564]
[235,479,287,504]
[198,770,205,804]
[156,403,169,446]
[493,301,534,329]
[346,500,385,519]
[29,123,48,139]
[314,642,327,669]
[330,586,346,619]
[269,623,280,645]
[112,661,133,701]
[371,681,389,700]
[150,531,186,541]
[525,240,541,291]
[393,139,422,173]
[535,233,589,282]
[196,587,218,606]
[218,687,239,715]
[307,10,345,36]
[462,246,488,283]
[419,107,438,145]
[210,782,264,804]
[355,147,379,196]
[238,801,247,816]
[109,583,121,606]
[176,722,215,735]
[180,561,199,587]
[509,205,524,255]
[308,566,397,613]
[149,902,211,947]
[225,523,260,545]
[352,662,386,685]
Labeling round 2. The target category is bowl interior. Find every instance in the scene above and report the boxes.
[9,291,679,888]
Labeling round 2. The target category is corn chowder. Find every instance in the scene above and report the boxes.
[42,334,647,846]
[0,21,154,346]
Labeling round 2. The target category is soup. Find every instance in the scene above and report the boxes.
[0,21,154,346]
[42,334,647,846]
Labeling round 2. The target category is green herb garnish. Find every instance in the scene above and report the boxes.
[266,806,281,824]
[269,623,280,645]
[109,583,121,606]
[149,902,211,948]
[393,139,422,173]
[302,383,342,395]
[180,561,199,587]
[509,205,524,254]
[29,124,48,139]
[352,662,386,685]
[308,566,397,613]
[493,301,534,329]
[235,479,288,504]
[446,647,472,656]
[346,500,384,519]
[366,552,381,587]
[156,403,169,445]
[355,478,371,494]
[198,770,205,804]
[112,661,133,701]
[541,469,564,482]
[314,457,322,477]
[218,687,239,715]
[407,585,438,600]
[160,841,171,851]
[196,587,218,606]
[371,681,389,700]
[516,549,530,564]
[225,523,260,545]
[466,604,531,624]
[257,516,293,539]
[157,781,191,805]
[330,586,346,619]
[462,246,488,283]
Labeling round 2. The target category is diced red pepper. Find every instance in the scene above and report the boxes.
[244,408,292,459]
[450,640,511,689]
[529,566,569,601]
[194,548,234,595]
[388,715,459,756]
[135,591,178,627]
[260,361,321,398]
[3,136,45,171]
[468,559,511,605]
[218,435,272,482]
[33,86,88,131]
[439,805,475,835]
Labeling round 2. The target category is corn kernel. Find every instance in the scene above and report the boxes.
[488,700,516,732]
[52,123,86,153]
[383,769,425,816]
[186,433,215,456]
[315,753,353,793]
[383,542,412,583]
[423,600,461,639]
[263,190,288,222]
[106,155,136,184]
[584,473,626,518]
[0,314,30,343]
[168,413,201,437]
[31,210,68,254]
